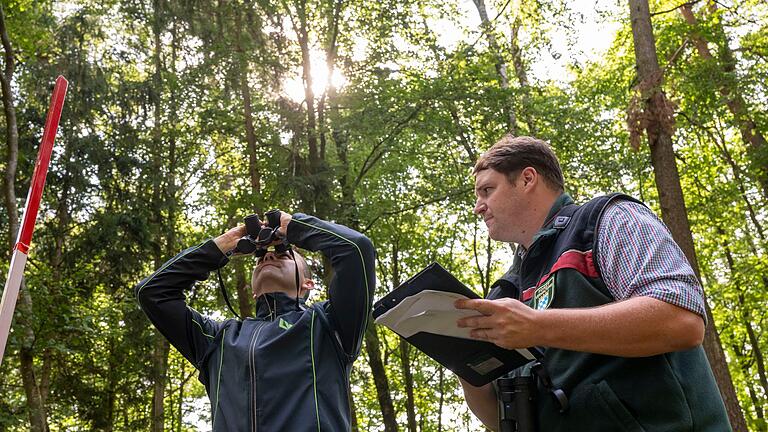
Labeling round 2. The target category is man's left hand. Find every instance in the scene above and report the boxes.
[266,211,292,239]
[455,298,540,350]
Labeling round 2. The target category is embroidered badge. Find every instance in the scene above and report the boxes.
[533,276,555,310]
[278,318,293,330]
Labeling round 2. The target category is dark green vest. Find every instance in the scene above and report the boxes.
[488,194,731,432]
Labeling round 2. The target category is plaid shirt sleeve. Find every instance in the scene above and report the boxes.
[596,200,706,321]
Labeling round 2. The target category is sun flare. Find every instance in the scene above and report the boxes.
[282,49,347,103]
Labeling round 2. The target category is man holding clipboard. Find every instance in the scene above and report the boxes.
[453,135,729,431]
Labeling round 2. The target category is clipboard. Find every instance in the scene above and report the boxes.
[373,262,541,386]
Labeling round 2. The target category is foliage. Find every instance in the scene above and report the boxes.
[0,0,765,430]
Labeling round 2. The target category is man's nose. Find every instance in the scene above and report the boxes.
[262,252,277,261]
[474,200,487,215]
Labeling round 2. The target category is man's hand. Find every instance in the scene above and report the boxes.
[455,298,541,350]
[269,211,292,238]
[214,225,246,254]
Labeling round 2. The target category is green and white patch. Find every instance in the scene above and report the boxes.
[278,318,293,330]
[533,276,555,310]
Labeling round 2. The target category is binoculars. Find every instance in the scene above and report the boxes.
[234,210,290,257]
[498,375,537,432]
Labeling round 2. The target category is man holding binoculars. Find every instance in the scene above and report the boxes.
[135,210,375,431]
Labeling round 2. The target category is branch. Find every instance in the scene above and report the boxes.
[362,187,472,232]
[0,4,14,82]
[650,0,702,17]
[352,105,422,189]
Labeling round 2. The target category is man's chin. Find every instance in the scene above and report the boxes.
[252,275,293,296]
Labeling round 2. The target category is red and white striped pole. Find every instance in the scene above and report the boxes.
[0,75,68,366]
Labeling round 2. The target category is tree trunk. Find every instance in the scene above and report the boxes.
[509,18,537,135]
[627,1,746,429]
[392,243,417,432]
[348,387,359,432]
[236,7,262,198]
[234,260,252,317]
[0,3,19,250]
[364,324,398,432]
[471,0,517,133]
[293,0,331,218]
[438,367,444,432]
[151,336,170,432]
[679,3,768,198]
[0,5,49,431]
[717,226,768,424]
[150,1,169,430]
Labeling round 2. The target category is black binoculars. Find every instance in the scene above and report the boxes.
[498,375,537,432]
[234,210,290,257]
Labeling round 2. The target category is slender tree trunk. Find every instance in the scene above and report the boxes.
[716,226,768,422]
[628,1,746,430]
[736,344,766,425]
[151,336,170,432]
[438,367,445,432]
[293,0,331,217]
[391,243,417,432]
[709,130,766,243]
[348,387,359,432]
[364,325,398,432]
[150,2,169,430]
[679,3,768,198]
[0,5,48,431]
[236,7,262,197]
[317,0,343,171]
[471,0,517,133]
[234,260,252,317]
[509,18,537,135]
[0,3,18,250]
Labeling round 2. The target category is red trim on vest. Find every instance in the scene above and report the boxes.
[536,249,598,287]
[521,287,535,302]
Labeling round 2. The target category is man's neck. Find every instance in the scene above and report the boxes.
[520,189,563,249]
[254,285,295,298]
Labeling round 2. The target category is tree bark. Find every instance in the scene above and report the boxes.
[717,226,768,423]
[151,336,170,432]
[364,324,398,432]
[236,6,262,197]
[292,0,331,217]
[150,1,169,430]
[392,244,417,432]
[0,2,19,249]
[0,5,49,431]
[628,1,747,429]
[509,18,537,135]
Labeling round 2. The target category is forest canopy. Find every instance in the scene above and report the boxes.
[0,0,766,430]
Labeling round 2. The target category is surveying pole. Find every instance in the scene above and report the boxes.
[0,75,68,366]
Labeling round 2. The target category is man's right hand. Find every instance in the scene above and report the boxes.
[214,225,247,255]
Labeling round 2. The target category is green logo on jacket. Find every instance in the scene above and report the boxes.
[533,276,555,310]
[278,318,293,330]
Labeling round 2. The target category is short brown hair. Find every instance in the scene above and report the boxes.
[293,251,312,280]
[473,135,564,191]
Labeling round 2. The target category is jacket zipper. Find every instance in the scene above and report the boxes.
[249,321,267,432]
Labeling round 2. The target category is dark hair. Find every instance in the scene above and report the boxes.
[473,135,564,191]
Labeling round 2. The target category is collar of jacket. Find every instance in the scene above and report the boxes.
[508,193,574,274]
[254,292,306,320]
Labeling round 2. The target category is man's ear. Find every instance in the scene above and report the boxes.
[520,167,538,188]
[301,278,315,295]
